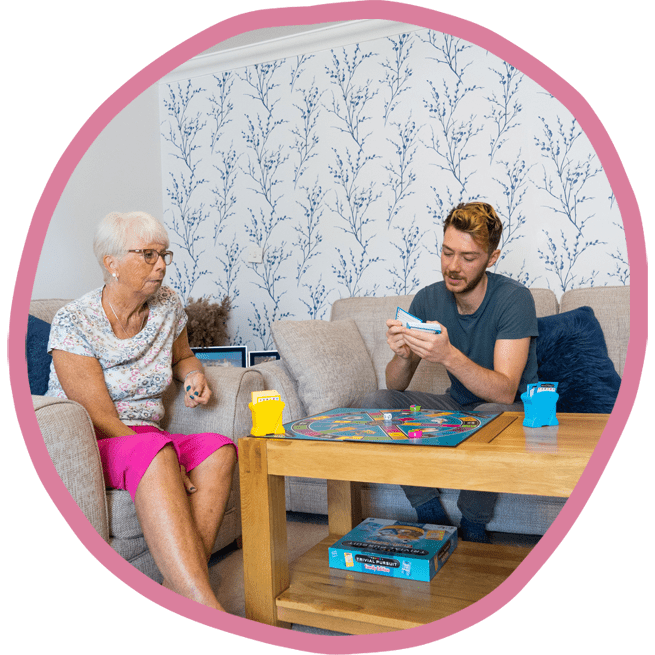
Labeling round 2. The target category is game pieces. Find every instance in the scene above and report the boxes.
[408,430,423,439]
[249,390,286,436]
[521,382,559,427]
[395,307,441,334]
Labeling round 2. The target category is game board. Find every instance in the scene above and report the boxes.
[283,407,500,447]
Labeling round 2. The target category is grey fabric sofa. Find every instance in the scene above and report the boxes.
[28,285,627,582]
[255,286,629,537]
[30,298,264,582]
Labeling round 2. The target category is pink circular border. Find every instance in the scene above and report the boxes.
[8,1,646,653]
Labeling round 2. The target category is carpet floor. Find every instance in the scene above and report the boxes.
[207,512,348,635]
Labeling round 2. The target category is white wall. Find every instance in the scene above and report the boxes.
[29,22,344,302]
[32,84,164,299]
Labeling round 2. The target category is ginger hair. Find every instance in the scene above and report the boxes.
[443,202,503,254]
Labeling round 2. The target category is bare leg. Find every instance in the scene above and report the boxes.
[186,445,237,560]
[134,444,224,611]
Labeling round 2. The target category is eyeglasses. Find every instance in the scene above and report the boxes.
[128,249,174,265]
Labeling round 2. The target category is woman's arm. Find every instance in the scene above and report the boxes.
[52,347,198,493]
[51,349,136,438]
[172,327,212,408]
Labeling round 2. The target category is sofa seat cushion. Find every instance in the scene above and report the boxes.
[536,306,622,413]
[272,318,377,415]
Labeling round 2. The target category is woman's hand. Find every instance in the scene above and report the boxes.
[172,328,213,409]
[184,370,212,408]
[179,465,197,494]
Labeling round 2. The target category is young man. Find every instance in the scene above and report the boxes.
[356,202,539,542]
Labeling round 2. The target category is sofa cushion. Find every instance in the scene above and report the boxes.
[26,314,53,395]
[536,306,622,413]
[559,286,628,377]
[272,318,377,415]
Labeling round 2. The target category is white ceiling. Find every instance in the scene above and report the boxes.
[199,21,347,56]
[164,19,422,82]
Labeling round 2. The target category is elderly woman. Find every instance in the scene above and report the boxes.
[45,211,236,612]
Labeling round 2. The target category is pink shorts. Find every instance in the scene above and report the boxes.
[96,426,237,502]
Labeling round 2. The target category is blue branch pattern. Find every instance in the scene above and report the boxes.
[158,26,627,350]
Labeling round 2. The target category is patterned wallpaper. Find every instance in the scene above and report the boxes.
[159,27,628,350]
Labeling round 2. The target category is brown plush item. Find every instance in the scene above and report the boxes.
[185,296,231,348]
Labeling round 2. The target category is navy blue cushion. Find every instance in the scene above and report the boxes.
[536,306,621,413]
[26,314,53,395]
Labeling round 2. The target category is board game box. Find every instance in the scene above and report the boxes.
[282,407,500,447]
[329,518,458,582]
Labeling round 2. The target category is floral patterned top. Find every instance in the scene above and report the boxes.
[45,285,187,427]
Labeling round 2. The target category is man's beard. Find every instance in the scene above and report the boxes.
[444,265,487,294]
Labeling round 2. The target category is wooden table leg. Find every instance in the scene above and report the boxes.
[327,480,362,535]
[239,438,290,628]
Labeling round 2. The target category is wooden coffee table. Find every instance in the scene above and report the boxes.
[239,411,609,634]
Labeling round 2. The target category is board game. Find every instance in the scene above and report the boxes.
[329,518,458,582]
[282,407,500,447]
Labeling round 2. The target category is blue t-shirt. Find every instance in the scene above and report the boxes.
[408,273,539,405]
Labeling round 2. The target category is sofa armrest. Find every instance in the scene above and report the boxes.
[251,359,306,422]
[161,366,265,442]
[32,396,110,542]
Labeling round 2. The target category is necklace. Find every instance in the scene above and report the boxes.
[104,289,147,338]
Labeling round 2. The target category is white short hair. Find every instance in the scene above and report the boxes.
[93,211,170,283]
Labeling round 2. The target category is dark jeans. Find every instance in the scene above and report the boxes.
[351,389,524,524]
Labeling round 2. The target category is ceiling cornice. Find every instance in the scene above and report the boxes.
[160,19,424,84]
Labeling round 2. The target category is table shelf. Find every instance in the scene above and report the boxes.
[276,535,531,634]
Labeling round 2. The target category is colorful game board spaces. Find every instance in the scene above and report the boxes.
[283,408,499,447]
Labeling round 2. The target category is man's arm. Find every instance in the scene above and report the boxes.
[386,352,422,390]
[401,326,530,404]
[441,336,530,404]
[384,319,421,390]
